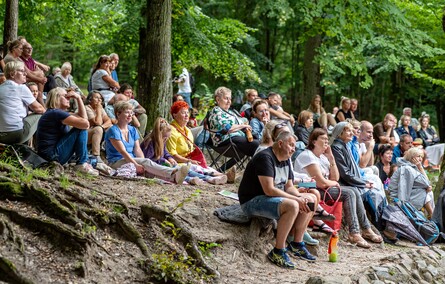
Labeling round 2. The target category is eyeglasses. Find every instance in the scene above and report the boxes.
[257,109,269,114]
[272,122,288,138]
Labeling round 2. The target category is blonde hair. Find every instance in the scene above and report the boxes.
[4,61,25,79]
[61,62,72,72]
[114,101,133,117]
[404,147,423,163]
[142,117,171,161]
[298,110,313,125]
[46,87,66,109]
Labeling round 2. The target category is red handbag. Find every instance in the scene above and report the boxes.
[320,187,343,231]
[172,124,208,168]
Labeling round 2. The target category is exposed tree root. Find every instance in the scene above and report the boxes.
[141,204,220,280]
[114,213,149,257]
[0,256,33,284]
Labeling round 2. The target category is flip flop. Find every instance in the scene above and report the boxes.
[313,209,336,221]
[312,222,334,234]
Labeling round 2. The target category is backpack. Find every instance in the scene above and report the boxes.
[362,189,387,231]
[188,73,195,89]
[395,199,439,245]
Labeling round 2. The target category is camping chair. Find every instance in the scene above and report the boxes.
[198,111,250,173]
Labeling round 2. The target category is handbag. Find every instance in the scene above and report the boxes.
[172,124,208,168]
[320,187,343,231]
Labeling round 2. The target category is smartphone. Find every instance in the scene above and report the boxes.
[307,202,315,211]
[299,182,316,188]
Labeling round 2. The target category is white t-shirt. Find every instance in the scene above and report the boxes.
[0,80,36,132]
[91,69,115,104]
[178,68,192,93]
[294,149,330,179]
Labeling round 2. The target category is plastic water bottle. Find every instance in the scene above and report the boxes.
[328,231,339,262]
[245,128,253,142]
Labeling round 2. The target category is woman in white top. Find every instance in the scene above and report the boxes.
[91,55,119,104]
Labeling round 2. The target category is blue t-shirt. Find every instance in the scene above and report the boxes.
[37,109,70,160]
[105,125,140,164]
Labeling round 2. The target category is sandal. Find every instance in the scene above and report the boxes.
[348,234,371,249]
[362,231,383,243]
[312,222,334,234]
[313,209,336,221]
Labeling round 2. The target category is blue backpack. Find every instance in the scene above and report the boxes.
[395,199,439,245]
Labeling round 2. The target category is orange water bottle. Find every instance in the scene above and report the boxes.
[328,231,338,262]
[245,128,253,142]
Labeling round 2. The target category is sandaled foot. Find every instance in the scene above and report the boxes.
[362,230,383,243]
[188,177,205,185]
[348,234,371,249]
[313,209,336,221]
[312,222,334,234]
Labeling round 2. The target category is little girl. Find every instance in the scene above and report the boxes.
[141,117,227,185]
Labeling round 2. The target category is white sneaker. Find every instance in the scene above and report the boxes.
[75,163,99,176]
[174,164,191,184]
[207,175,228,185]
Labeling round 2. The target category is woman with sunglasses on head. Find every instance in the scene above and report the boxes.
[249,99,270,141]
[36,87,98,175]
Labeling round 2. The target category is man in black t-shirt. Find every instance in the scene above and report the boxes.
[238,132,317,269]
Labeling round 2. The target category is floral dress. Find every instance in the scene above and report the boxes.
[208,106,247,147]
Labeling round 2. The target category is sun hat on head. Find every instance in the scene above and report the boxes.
[330,121,348,144]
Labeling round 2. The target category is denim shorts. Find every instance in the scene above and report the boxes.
[241,195,284,220]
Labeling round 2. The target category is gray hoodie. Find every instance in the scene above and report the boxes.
[388,158,430,210]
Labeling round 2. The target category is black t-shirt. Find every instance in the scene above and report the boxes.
[238,147,293,204]
[37,109,70,160]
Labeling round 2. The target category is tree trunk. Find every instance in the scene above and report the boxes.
[137,0,172,127]
[302,35,321,110]
[3,0,18,46]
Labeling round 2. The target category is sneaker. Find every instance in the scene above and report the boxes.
[188,177,205,185]
[303,231,319,246]
[226,166,236,184]
[267,248,296,269]
[75,163,99,176]
[174,164,191,184]
[287,242,316,262]
[207,175,228,185]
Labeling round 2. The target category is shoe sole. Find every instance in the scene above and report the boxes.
[175,164,191,184]
[267,255,296,269]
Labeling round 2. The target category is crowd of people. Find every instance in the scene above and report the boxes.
[0,36,443,270]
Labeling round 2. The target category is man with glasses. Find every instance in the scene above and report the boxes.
[19,42,48,93]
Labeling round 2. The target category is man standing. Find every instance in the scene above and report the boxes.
[238,131,316,269]
[392,134,413,164]
[174,64,192,108]
[110,53,119,82]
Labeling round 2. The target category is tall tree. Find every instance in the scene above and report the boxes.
[138,0,173,125]
[3,0,18,45]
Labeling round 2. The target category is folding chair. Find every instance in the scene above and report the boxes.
[198,111,249,173]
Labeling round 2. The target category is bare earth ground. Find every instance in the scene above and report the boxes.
[0,170,437,284]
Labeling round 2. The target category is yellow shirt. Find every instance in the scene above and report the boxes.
[166,120,194,157]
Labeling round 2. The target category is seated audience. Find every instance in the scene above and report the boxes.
[398,107,420,131]
[358,120,376,169]
[85,91,112,163]
[26,82,45,110]
[105,101,190,183]
[392,134,413,164]
[142,117,227,185]
[350,98,359,120]
[54,62,83,96]
[172,94,184,103]
[239,131,317,268]
[294,110,313,146]
[249,99,270,141]
[208,87,259,171]
[307,95,336,130]
[375,144,393,184]
[335,96,355,123]
[20,42,48,92]
[389,147,434,218]
[267,92,295,129]
[3,39,23,64]
[0,61,45,144]
[91,55,119,104]
[109,53,119,82]
[36,87,98,175]
[395,115,417,140]
[373,113,397,152]
[418,115,444,167]
[240,89,258,113]
[294,128,382,249]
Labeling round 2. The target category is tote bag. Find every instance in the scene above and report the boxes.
[320,187,343,231]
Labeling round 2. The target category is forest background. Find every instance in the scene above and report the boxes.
[2,0,445,137]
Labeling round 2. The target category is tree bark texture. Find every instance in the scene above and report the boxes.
[3,0,18,46]
[137,0,172,127]
[302,35,321,110]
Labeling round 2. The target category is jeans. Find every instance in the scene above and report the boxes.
[317,186,371,234]
[55,128,89,165]
[241,195,284,220]
[179,92,192,108]
[185,170,209,183]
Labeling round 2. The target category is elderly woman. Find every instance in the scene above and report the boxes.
[91,55,119,104]
[208,87,260,171]
[395,115,417,140]
[85,91,112,163]
[54,62,83,95]
[249,99,270,141]
[295,128,382,248]
[331,122,387,235]
[0,61,45,144]
[36,87,97,175]
[389,147,434,218]
[105,101,189,184]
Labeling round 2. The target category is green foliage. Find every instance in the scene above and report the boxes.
[198,241,221,257]
[59,175,72,190]
[193,83,215,120]
[169,189,201,214]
